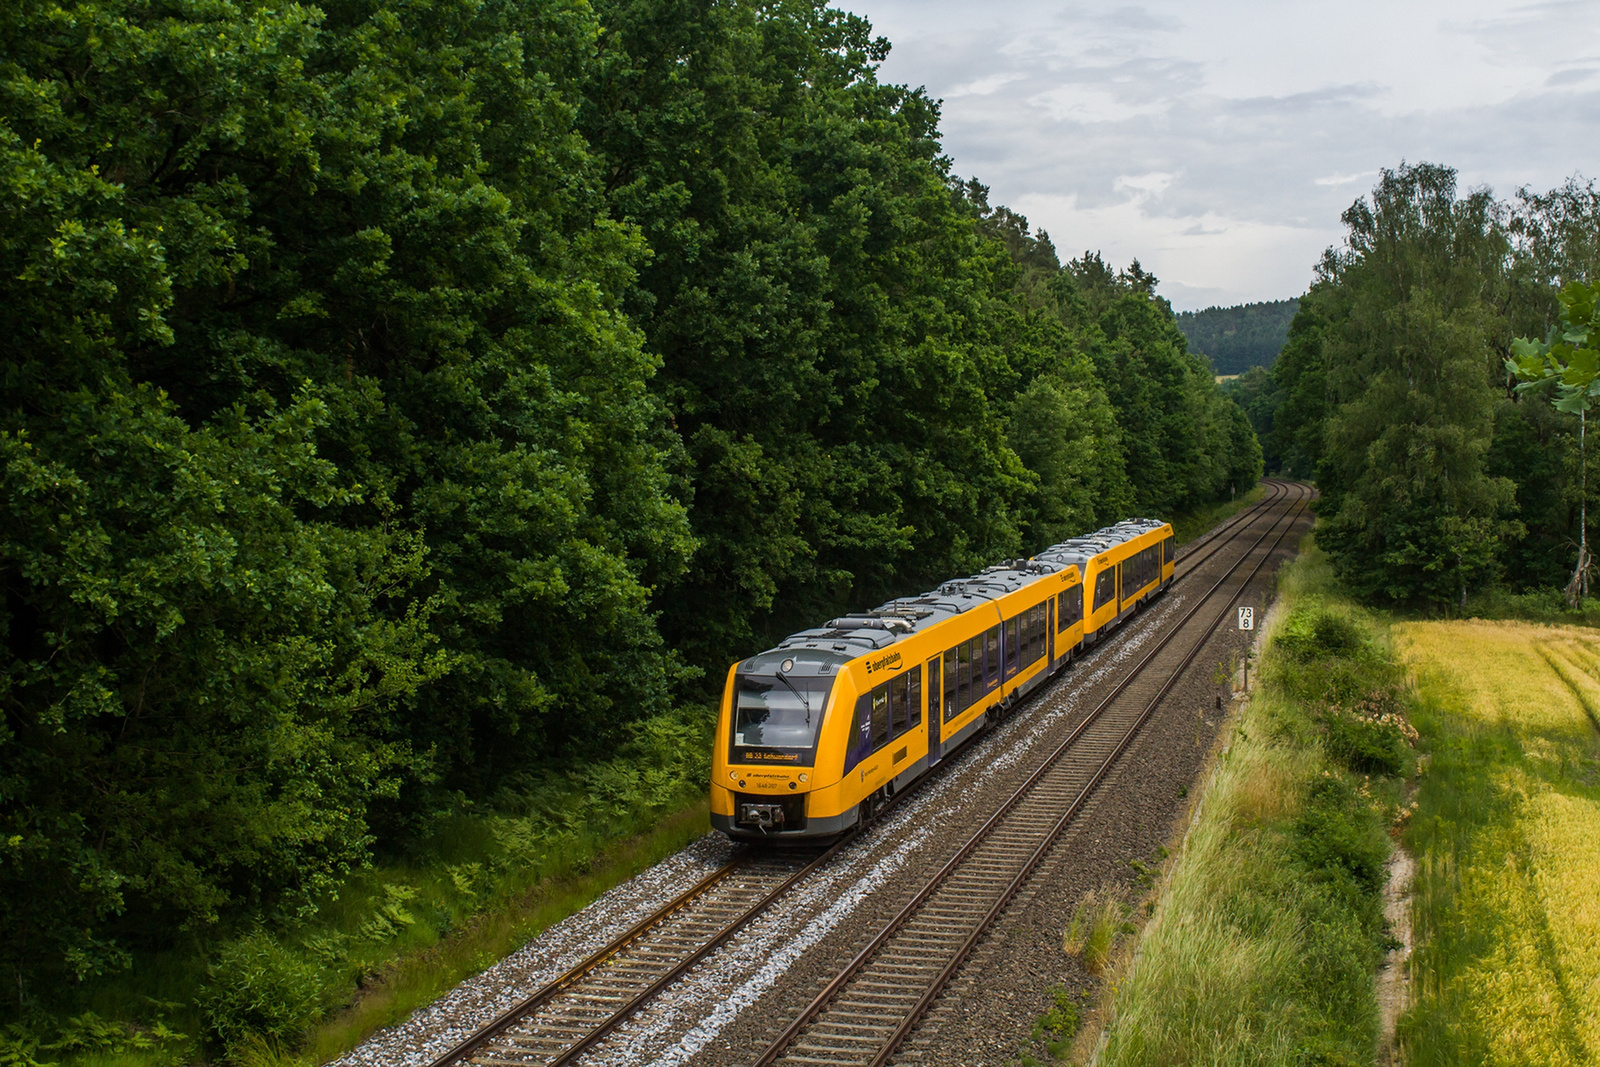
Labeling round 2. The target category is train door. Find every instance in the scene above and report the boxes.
[926,655,943,764]
[1047,598,1055,665]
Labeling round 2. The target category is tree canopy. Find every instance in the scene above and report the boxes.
[1266,163,1600,607]
[0,0,1261,1007]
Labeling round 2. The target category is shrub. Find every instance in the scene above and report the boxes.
[1293,777,1391,899]
[1320,707,1407,776]
[1029,985,1083,1060]
[1279,609,1366,661]
[198,933,326,1051]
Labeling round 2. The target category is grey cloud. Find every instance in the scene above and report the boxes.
[1547,68,1598,86]
[856,0,1600,307]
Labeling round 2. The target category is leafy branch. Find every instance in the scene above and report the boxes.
[1506,280,1600,603]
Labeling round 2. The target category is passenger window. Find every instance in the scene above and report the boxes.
[870,686,890,747]
[1005,618,1019,673]
[909,666,923,728]
[1094,568,1116,612]
[957,642,971,710]
[943,648,958,722]
[891,673,910,735]
[851,693,873,752]
[986,627,1000,687]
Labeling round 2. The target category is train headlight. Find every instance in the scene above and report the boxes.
[799,773,809,783]
[729,770,738,781]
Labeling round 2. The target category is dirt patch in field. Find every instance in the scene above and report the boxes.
[1377,844,1416,1066]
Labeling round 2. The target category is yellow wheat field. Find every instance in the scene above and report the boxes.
[1396,620,1600,1065]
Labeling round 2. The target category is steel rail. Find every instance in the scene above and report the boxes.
[751,483,1311,1067]
[427,841,847,1067]
[1173,477,1288,575]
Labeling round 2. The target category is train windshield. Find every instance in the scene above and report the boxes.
[733,675,831,753]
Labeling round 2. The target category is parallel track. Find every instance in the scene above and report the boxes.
[429,847,840,1067]
[1174,477,1289,575]
[427,483,1309,1067]
[750,483,1312,1067]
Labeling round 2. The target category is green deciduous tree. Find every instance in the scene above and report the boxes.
[0,0,691,990]
[1505,280,1600,602]
[1314,163,1520,607]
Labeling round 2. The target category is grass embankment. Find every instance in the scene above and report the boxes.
[1171,484,1267,546]
[3,712,712,1067]
[1396,621,1600,1065]
[1091,543,1411,1065]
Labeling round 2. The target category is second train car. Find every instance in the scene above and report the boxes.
[711,518,1176,841]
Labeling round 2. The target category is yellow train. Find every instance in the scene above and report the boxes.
[711,518,1176,841]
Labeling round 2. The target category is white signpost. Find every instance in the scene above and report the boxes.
[1237,606,1255,691]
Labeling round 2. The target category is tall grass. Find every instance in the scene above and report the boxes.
[1096,543,1405,1066]
[1396,621,1600,1066]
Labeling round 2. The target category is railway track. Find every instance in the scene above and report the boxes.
[425,484,1310,1067]
[750,482,1312,1067]
[1174,477,1290,574]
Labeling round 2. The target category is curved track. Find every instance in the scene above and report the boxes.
[427,483,1311,1067]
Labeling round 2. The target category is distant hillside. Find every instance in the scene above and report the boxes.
[1177,298,1299,375]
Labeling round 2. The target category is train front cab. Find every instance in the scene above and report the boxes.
[711,651,854,842]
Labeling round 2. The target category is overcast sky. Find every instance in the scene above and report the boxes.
[845,1,1600,310]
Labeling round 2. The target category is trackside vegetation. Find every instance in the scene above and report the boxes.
[1395,621,1600,1064]
[1232,165,1600,608]
[0,0,1261,1059]
[1095,543,1412,1066]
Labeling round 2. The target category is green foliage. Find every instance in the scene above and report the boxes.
[1310,163,1521,607]
[1098,546,1401,1067]
[1008,361,1132,545]
[1028,985,1083,1060]
[0,0,690,997]
[1264,167,1600,604]
[0,0,1262,1048]
[1176,298,1300,375]
[198,934,326,1050]
[1506,279,1600,412]
[1220,366,1284,471]
[1293,775,1392,897]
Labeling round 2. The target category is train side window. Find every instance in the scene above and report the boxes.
[1058,586,1083,630]
[851,692,874,753]
[1031,604,1044,662]
[1005,618,1019,674]
[1068,586,1084,628]
[1094,568,1116,612]
[890,672,910,736]
[870,686,890,748]
[908,666,923,728]
[943,649,958,722]
[986,627,1000,687]
[957,641,972,710]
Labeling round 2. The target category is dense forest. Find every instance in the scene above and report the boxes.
[0,0,1258,1046]
[1234,163,1600,606]
[1175,298,1299,375]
